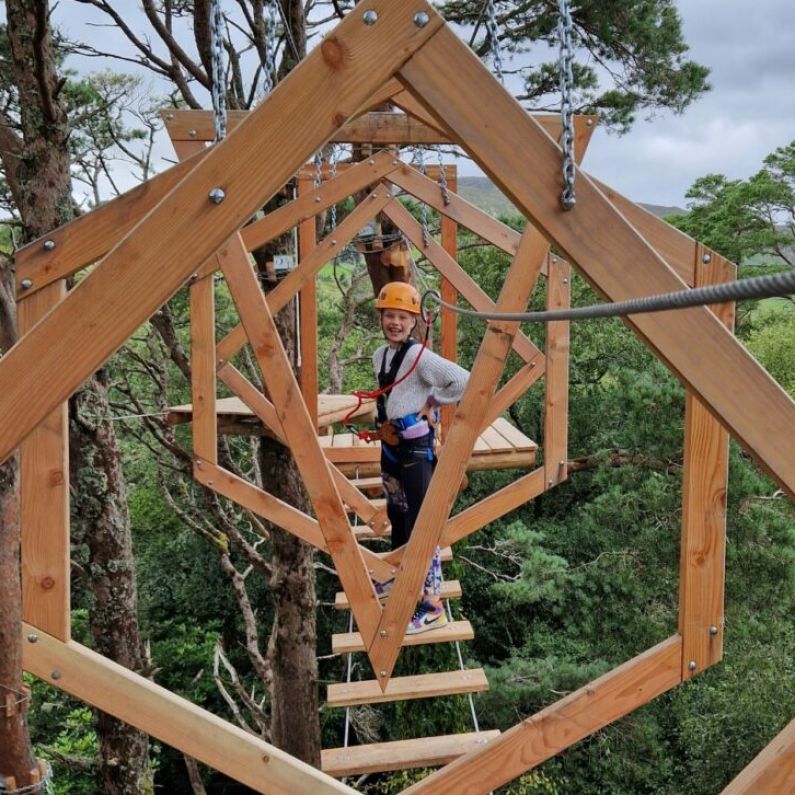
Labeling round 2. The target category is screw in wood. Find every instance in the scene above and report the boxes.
[688,660,697,671]
[43,239,56,251]
[362,10,378,25]
[20,279,33,290]
[27,634,38,643]
[414,11,430,27]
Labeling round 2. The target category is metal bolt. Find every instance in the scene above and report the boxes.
[20,278,33,290]
[548,479,554,486]
[414,11,430,27]
[51,671,62,681]
[390,569,396,575]
[563,277,569,284]
[562,195,577,210]
[552,257,558,264]
[206,480,213,487]
[315,196,321,203]
[43,239,56,251]
[530,361,537,368]
[392,159,400,166]
[559,460,565,467]
[379,670,386,677]
[165,112,174,121]
[709,625,719,637]
[27,633,38,644]
[702,253,712,264]
[331,239,337,245]
[188,128,197,137]
[371,192,378,199]
[688,660,697,672]
[362,9,378,25]
[262,754,270,764]
[368,159,375,165]
[586,118,594,127]
[208,187,226,204]
[379,630,387,637]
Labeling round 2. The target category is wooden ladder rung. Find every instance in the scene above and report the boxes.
[321,730,500,777]
[348,476,383,490]
[373,546,453,562]
[335,579,463,610]
[327,668,489,707]
[332,620,474,654]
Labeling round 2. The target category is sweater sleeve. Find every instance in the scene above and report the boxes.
[415,349,470,406]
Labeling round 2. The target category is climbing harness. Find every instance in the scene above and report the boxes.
[421,269,795,324]
[557,0,577,210]
[209,0,227,142]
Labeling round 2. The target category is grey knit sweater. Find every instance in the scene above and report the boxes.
[372,344,470,434]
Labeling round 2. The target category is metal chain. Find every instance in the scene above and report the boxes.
[557,0,576,209]
[435,146,451,206]
[485,0,503,83]
[329,146,338,230]
[313,150,323,189]
[209,0,227,142]
[422,268,795,323]
[261,0,278,96]
[415,146,431,248]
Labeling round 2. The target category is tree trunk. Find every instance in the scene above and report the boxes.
[260,304,321,767]
[70,372,154,795]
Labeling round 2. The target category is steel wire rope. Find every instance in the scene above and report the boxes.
[422,269,795,323]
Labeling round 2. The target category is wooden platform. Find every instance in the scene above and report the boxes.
[166,394,376,434]
[321,730,500,777]
[334,579,463,610]
[327,668,489,707]
[332,620,474,654]
[323,416,537,476]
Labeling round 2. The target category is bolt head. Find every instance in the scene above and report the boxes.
[331,239,337,245]
[379,670,386,677]
[561,195,577,211]
[362,9,378,25]
[208,187,226,204]
[43,239,56,251]
[688,660,697,672]
[702,253,712,264]
[20,278,33,290]
[414,11,430,27]
[27,633,39,643]
[379,630,387,637]
[368,159,375,165]
[314,196,321,203]
[51,670,62,680]
[586,118,594,126]
[188,128,197,137]
[709,625,719,637]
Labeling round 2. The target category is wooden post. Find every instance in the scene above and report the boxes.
[190,275,217,464]
[297,173,319,428]
[679,245,735,679]
[439,166,458,437]
[544,254,570,488]
[19,281,70,640]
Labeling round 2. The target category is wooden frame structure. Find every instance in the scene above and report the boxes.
[5,2,795,792]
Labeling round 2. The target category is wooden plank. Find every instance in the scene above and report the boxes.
[240,150,399,253]
[679,247,735,679]
[721,717,795,795]
[321,731,500,778]
[388,166,522,258]
[0,0,445,468]
[190,275,217,463]
[165,108,450,145]
[479,424,513,453]
[442,468,546,548]
[216,186,393,369]
[220,237,384,647]
[404,636,682,794]
[327,669,489,708]
[194,460,327,549]
[490,417,534,450]
[398,23,795,500]
[381,199,544,366]
[335,579,462,610]
[332,620,473,654]
[14,151,208,298]
[19,282,70,640]
[22,625,356,795]
[543,255,570,489]
[371,225,551,684]
[297,174,319,427]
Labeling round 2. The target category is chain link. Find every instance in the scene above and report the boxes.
[414,146,431,248]
[557,0,576,210]
[313,150,323,189]
[261,0,278,96]
[329,146,338,230]
[485,0,503,83]
[435,146,451,206]
[209,0,227,142]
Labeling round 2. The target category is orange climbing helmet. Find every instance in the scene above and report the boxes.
[375,281,421,314]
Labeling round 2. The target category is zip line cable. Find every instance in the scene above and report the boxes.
[422,269,795,324]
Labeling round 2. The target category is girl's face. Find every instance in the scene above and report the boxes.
[381,309,416,345]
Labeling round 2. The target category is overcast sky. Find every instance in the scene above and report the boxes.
[46,1,795,210]
[584,0,795,209]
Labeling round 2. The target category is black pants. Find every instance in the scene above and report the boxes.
[381,437,436,551]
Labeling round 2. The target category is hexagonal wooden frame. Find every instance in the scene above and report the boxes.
[6,3,795,792]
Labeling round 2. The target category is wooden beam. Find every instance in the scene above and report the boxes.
[483,360,545,428]
[217,186,393,369]
[404,636,682,794]
[14,151,207,297]
[0,0,445,468]
[335,579,462,610]
[219,236,384,647]
[381,199,544,366]
[398,23,795,499]
[352,77,404,116]
[721,717,795,795]
[332,620,473,654]
[390,90,452,136]
[679,246,735,679]
[164,109,449,145]
[19,282,70,640]
[22,625,356,795]
[190,275,217,463]
[370,225,550,684]
[297,174,319,428]
[543,254,570,490]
